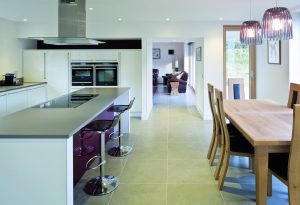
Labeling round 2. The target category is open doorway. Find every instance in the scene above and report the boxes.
[151,40,201,107]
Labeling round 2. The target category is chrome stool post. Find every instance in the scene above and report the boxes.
[83,115,121,196]
[107,97,135,157]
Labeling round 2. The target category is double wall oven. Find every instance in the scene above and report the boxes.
[71,61,118,86]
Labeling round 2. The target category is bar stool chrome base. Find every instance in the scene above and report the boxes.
[108,145,133,157]
[73,145,94,157]
[84,175,119,196]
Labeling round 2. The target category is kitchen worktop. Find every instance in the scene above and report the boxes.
[0,87,130,138]
[0,82,47,93]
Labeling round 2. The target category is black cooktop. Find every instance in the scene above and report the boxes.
[35,94,99,108]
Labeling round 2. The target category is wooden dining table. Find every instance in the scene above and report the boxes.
[223,99,293,205]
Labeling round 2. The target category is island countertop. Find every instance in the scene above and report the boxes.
[0,87,130,138]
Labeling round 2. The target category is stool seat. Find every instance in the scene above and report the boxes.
[106,98,135,157]
[107,105,128,113]
[84,119,118,133]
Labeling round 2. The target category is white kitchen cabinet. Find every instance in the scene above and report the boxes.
[70,50,118,61]
[0,93,7,117]
[23,50,47,82]
[6,89,28,114]
[46,51,70,99]
[119,50,142,115]
[27,85,47,106]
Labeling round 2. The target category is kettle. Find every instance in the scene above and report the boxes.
[3,73,16,86]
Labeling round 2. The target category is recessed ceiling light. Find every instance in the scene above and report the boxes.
[219,17,223,21]
[89,7,93,10]
[172,40,177,42]
[165,18,171,22]
[118,18,122,21]
[23,18,28,22]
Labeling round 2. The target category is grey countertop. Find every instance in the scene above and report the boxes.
[0,82,47,93]
[0,87,130,138]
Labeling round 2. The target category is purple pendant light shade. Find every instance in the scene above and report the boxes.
[240,0,262,45]
[262,7,293,40]
[240,21,263,45]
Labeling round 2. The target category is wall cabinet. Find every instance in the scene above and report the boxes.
[23,50,70,100]
[46,51,70,99]
[23,50,47,82]
[119,50,142,115]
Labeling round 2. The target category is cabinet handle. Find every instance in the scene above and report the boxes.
[44,52,46,80]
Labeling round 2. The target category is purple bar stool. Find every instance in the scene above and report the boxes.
[73,131,94,157]
[107,97,135,157]
[83,114,121,196]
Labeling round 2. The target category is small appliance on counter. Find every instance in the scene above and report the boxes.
[3,73,16,85]
[1,73,22,86]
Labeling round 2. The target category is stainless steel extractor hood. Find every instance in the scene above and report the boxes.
[30,0,104,45]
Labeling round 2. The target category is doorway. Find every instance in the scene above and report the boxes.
[223,25,256,99]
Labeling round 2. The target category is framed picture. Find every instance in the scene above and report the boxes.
[152,48,161,59]
[196,47,202,61]
[268,40,281,64]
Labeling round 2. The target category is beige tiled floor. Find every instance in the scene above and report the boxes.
[74,85,288,205]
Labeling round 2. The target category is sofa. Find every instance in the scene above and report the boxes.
[167,71,189,93]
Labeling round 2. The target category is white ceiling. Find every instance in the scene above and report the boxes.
[0,0,299,23]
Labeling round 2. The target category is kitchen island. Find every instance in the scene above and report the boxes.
[0,87,130,205]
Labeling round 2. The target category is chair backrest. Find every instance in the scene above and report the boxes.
[287,83,300,108]
[207,84,219,136]
[288,104,300,205]
[128,97,135,110]
[215,88,230,151]
[228,78,245,100]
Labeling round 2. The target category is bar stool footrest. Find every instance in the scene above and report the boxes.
[108,145,133,157]
[84,175,119,196]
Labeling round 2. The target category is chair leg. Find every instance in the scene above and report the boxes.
[214,140,225,180]
[209,133,219,166]
[207,131,215,159]
[218,150,230,190]
[267,171,273,196]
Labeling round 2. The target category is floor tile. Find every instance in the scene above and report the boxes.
[120,159,167,184]
[167,184,224,205]
[109,184,167,205]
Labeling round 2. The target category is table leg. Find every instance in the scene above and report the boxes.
[255,146,268,205]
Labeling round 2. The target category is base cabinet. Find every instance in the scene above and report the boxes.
[1,85,47,116]
[0,94,7,117]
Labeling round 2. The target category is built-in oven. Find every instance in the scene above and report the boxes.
[95,62,118,86]
[71,62,94,86]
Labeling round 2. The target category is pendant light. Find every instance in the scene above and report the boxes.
[262,0,293,40]
[240,0,262,45]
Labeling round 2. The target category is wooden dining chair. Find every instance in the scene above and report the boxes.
[268,105,300,204]
[214,88,254,190]
[287,83,300,108]
[228,78,245,100]
[207,84,240,167]
[207,84,220,166]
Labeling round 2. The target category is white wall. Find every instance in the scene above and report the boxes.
[256,40,289,104]
[194,40,205,117]
[152,42,184,83]
[0,17,23,77]
[289,12,300,84]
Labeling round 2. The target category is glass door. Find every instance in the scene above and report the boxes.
[223,26,256,99]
